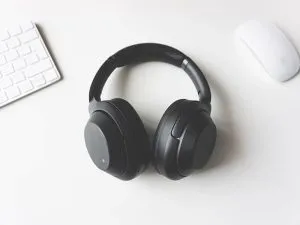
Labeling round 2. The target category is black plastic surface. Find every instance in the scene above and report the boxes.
[89,43,211,104]
[85,99,150,180]
[84,111,126,178]
[171,101,198,138]
[153,100,186,176]
[159,137,181,180]
[113,43,184,67]
[109,99,151,175]
[183,58,211,105]
[177,123,198,176]
[177,110,217,176]
[153,99,217,180]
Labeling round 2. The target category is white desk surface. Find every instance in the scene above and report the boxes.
[1,0,300,224]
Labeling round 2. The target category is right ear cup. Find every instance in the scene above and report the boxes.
[84,98,150,180]
[153,99,216,180]
[153,99,189,179]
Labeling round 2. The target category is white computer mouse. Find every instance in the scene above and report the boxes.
[235,20,300,82]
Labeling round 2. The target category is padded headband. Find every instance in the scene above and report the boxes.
[89,43,211,104]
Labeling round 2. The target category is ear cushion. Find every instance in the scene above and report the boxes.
[176,109,216,176]
[153,99,216,180]
[109,98,151,174]
[153,99,191,177]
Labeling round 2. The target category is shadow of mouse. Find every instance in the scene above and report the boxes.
[105,64,241,179]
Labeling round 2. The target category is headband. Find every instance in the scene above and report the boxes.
[89,43,211,104]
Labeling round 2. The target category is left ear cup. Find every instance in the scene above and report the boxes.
[153,100,217,180]
[84,108,127,179]
[84,98,150,180]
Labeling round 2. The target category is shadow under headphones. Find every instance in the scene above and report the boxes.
[84,43,217,181]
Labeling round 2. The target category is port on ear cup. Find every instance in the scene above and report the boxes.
[153,100,216,180]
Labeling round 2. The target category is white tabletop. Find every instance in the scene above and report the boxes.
[1,0,300,224]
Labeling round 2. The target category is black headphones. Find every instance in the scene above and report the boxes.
[84,43,217,180]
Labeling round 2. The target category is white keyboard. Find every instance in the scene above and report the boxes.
[0,21,61,107]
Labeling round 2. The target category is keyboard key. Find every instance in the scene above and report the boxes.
[0,55,6,65]
[24,53,39,65]
[0,91,7,103]
[31,74,46,87]
[0,64,14,76]
[20,22,34,32]
[18,80,33,93]
[5,50,19,61]
[11,71,25,83]
[0,77,12,88]
[13,59,26,70]
[6,37,20,49]
[0,30,10,41]
[5,86,20,98]
[43,69,58,82]
[19,29,38,43]
[8,26,22,36]
[17,45,31,56]
[30,39,48,59]
[24,58,52,77]
[0,42,8,53]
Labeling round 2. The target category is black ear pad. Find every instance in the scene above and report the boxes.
[84,98,150,180]
[153,100,217,180]
[109,98,151,172]
[153,99,190,178]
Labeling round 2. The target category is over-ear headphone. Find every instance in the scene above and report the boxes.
[84,43,217,180]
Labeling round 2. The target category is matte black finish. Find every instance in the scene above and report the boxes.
[89,43,211,104]
[177,111,216,176]
[182,59,211,105]
[85,43,217,181]
[153,100,216,179]
[84,111,126,178]
[85,99,150,180]
[153,100,186,177]
[109,98,151,175]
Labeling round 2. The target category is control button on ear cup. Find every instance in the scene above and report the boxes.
[109,98,151,176]
[84,111,126,178]
[170,101,199,138]
[153,99,186,150]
